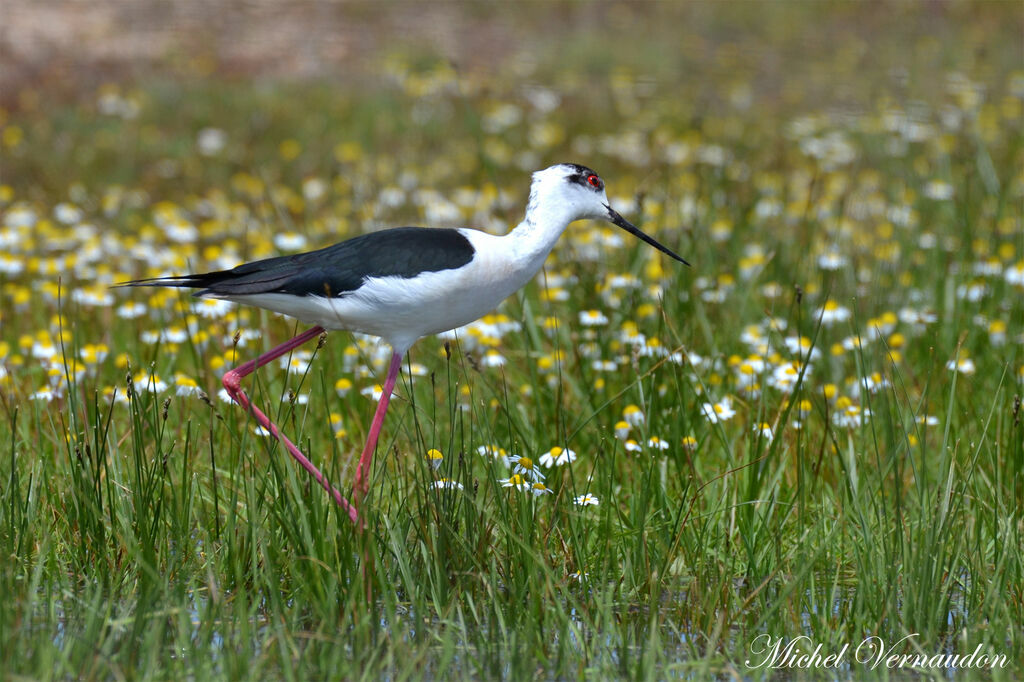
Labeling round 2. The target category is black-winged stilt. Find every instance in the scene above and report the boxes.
[119,164,688,524]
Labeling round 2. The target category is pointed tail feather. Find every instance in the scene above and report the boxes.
[112,273,214,293]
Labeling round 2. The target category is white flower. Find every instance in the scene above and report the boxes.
[361,384,384,402]
[194,297,234,318]
[815,301,851,326]
[500,474,531,491]
[946,357,976,375]
[302,177,328,202]
[481,349,506,368]
[832,404,871,428]
[783,335,821,360]
[31,339,57,360]
[539,446,577,467]
[197,127,227,156]
[1005,261,1024,287]
[132,372,167,393]
[0,254,25,275]
[574,493,599,507]
[817,251,848,271]
[116,301,148,319]
[578,309,609,326]
[529,482,554,497]
[425,449,444,470]
[701,397,736,424]
[477,444,510,466]
[923,180,954,200]
[164,327,188,344]
[54,202,83,224]
[509,454,545,482]
[31,387,59,402]
[274,232,308,251]
[279,351,314,375]
[622,404,645,426]
[753,423,774,443]
[768,362,807,393]
[174,374,202,397]
[433,478,464,491]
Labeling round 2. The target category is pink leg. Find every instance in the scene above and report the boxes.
[221,325,359,524]
[353,351,403,505]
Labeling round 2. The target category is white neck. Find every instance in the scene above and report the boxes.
[504,186,581,268]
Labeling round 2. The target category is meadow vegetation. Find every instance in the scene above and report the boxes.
[1,3,1022,679]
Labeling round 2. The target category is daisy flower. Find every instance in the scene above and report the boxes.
[622,404,645,426]
[946,356,976,375]
[701,397,736,424]
[574,493,599,507]
[647,436,670,451]
[31,386,59,403]
[753,423,774,443]
[329,413,347,439]
[529,482,554,497]
[784,335,821,360]
[539,446,577,467]
[832,397,871,428]
[425,448,444,470]
[174,373,202,397]
[500,474,530,491]
[509,454,544,482]
[1005,260,1024,287]
[579,309,609,326]
[279,350,314,374]
[817,250,848,270]
[132,372,167,393]
[477,444,510,467]
[197,127,227,155]
[433,478,464,491]
[335,377,353,397]
[194,297,234,319]
[815,300,851,326]
[361,384,385,401]
[80,343,109,365]
[481,349,506,368]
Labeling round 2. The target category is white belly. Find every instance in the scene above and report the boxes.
[216,230,544,354]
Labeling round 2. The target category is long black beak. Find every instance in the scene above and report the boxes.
[605,205,690,266]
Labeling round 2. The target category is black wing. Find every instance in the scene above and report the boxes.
[117,226,476,298]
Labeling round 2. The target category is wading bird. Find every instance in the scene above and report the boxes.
[120,164,688,524]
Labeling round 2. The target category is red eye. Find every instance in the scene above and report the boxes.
[587,174,601,188]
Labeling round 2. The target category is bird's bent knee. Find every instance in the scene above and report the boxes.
[222,370,240,392]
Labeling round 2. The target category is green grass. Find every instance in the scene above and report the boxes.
[1,3,1023,679]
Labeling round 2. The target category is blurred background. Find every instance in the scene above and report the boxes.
[4,1,1018,110]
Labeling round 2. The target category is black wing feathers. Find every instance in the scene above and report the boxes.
[119,227,475,298]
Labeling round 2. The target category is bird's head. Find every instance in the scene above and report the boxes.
[530,164,690,265]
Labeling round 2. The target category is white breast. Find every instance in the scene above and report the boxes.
[214,228,550,354]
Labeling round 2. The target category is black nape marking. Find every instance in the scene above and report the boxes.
[564,163,603,191]
[122,227,476,298]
